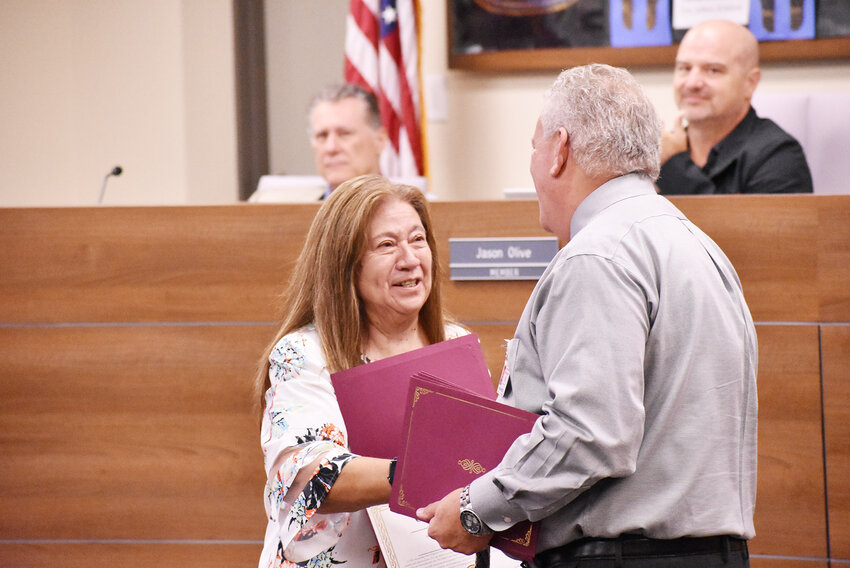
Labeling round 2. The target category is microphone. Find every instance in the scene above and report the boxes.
[98,165,123,204]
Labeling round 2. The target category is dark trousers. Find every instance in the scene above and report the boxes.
[526,536,749,568]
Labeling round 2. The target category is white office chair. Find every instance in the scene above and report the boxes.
[751,91,850,195]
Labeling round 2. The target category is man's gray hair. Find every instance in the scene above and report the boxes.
[308,83,383,130]
[540,64,662,181]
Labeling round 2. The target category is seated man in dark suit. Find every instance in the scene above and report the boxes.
[657,19,813,195]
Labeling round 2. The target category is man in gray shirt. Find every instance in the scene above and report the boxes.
[418,64,758,568]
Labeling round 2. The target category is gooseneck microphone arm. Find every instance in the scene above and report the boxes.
[98,166,123,204]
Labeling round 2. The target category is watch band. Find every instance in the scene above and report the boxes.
[460,485,493,536]
[387,457,398,486]
[460,485,472,508]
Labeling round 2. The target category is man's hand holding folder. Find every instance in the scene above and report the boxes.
[330,334,539,562]
[391,372,540,562]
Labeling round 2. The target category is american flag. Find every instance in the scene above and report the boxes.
[345,0,424,178]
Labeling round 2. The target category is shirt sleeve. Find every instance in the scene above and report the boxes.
[657,152,716,195]
[260,329,356,562]
[470,254,649,530]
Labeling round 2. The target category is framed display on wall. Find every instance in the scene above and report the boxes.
[448,0,850,71]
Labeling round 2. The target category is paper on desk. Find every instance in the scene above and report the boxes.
[367,505,521,568]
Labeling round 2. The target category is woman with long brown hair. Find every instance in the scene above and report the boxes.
[255,175,466,567]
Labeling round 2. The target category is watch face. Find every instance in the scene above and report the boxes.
[460,510,482,535]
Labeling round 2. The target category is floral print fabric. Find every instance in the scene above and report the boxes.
[258,323,467,567]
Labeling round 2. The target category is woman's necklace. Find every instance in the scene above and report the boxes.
[361,327,422,364]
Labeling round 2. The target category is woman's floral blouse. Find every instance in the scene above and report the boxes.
[259,323,467,568]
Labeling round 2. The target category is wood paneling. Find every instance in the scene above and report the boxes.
[465,323,518,383]
[1,196,848,566]
[0,324,272,540]
[818,204,850,321]
[0,543,262,568]
[430,200,545,238]
[434,200,549,323]
[449,37,850,72]
[2,197,848,325]
[233,0,269,201]
[822,325,850,559]
[445,280,538,323]
[672,196,820,323]
[0,205,315,324]
[750,558,828,568]
[748,326,827,558]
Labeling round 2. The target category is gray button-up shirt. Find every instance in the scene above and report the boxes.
[471,174,758,552]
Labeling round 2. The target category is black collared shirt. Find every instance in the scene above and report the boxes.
[657,107,813,195]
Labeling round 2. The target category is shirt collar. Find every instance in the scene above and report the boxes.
[704,106,758,173]
[570,173,657,240]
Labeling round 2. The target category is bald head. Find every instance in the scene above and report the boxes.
[673,19,761,132]
[682,20,759,71]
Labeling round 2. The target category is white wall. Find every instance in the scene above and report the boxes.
[0,0,237,207]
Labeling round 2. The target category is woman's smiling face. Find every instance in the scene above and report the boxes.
[356,198,432,326]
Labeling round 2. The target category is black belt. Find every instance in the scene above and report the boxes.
[533,535,747,565]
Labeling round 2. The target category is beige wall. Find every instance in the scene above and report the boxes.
[2,1,848,206]
[0,0,237,207]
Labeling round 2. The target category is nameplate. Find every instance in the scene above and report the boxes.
[449,237,558,281]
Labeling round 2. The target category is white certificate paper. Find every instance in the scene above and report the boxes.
[367,505,522,568]
[672,0,749,29]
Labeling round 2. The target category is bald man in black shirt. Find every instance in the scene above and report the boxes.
[657,20,813,195]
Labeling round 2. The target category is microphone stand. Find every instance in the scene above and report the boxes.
[98,166,122,204]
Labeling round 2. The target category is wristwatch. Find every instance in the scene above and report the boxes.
[387,457,398,486]
[460,485,492,536]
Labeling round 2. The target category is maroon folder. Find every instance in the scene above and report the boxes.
[390,373,540,561]
[330,333,495,460]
